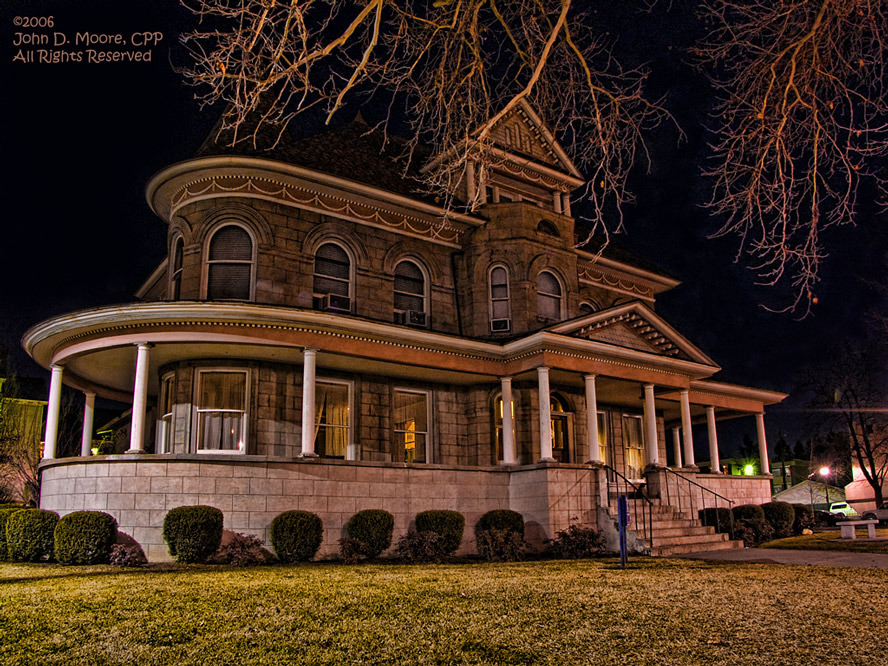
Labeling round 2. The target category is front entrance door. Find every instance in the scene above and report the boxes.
[551,395,572,463]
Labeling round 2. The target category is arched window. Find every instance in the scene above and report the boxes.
[537,270,563,321]
[488,265,511,332]
[394,259,428,326]
[578,300,599,316]
[537,219,560,237]
[206,225,254,300]
[169,236,184,300]
[313,242,352,312]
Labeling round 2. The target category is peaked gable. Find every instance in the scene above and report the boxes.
[489,100,582,179]
[548,302,719,367]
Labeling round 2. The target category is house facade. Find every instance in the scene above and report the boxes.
[27,102,785,560]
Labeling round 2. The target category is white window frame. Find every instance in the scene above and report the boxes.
[201,222,257,301]
[192,367,250,455]
[156,372,175,454]
[312,241,354,301]
[315,378,356,460]
[621,413,645,481]
[393,387,432,464]
[488,264,512,332]
[537,270,564,321]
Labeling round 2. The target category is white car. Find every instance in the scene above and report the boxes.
[828,502,858,517]
[862,503,888,524]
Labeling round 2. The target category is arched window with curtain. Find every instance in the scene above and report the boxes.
[169,235,184,300]
[205,225,254,300]
[394,259,428,326]
[313,242,352,311]
[536,270,563,321]
[488,265,511,332]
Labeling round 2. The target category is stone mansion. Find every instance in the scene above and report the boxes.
[26,101,785,559]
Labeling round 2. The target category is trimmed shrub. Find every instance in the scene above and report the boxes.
[791,504,815,534]
[733,518,774,547]
[0,507,30,560]
[212,532,271,566]
[475,510,524,538]
[547,524,604,559]
[6,509,59,562]
[698,507,734,534]
[162,505,223,563]
[338,537,370,564]
[110,543,147,567]
[345,509,394,559]
[761,501,795,538]
[415,510,465,554]
[396,531,446,563]
[270,510,323,563]
[732,504,766,523]
[476,528,526,562]
[54,511,118,565]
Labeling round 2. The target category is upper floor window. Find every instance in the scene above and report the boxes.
[169,236,184,300]
[394,259,428,327]
[579,301,599,316]
[206,225,254,300]
[537,270,563,321]
[537,220,560,237]
[313,242,352,312]
[488,265,511,332]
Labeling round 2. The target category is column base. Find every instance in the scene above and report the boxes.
[125,449,146,455]
[538,457,556,463]
[299,452,319,458]
[679,465,699,472]
[585,459,606,467]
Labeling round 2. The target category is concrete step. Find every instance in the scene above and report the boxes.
[654,525,717,538]
[650,539,744,557]
[653,532,732,547]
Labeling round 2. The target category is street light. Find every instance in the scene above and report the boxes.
[820,467,831,507]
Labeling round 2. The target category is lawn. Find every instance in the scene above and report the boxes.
[0,558,884,666]
[760,528,888,554]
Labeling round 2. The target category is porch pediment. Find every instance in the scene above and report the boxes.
[548,303,718,367]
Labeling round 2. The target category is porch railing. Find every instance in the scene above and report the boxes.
[661,467,734,534]
[604,464,655,548]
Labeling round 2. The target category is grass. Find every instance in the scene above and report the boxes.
[0,558,885,665]
[759,528,888,554]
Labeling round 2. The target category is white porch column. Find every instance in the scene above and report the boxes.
[680,389,695,468]
[128,343,152,453]
[643,383,659,466]
[42,364,64,460]
[500,377,516,465]
[553,191,563,214]
[562,192,571,217]
[466,162,476,202]
[537,367,554,462]
[671,427,683,469]
[706,406,720,474]
[584,374,601,464]
[80,392,96,457]
[301,348,318,457]
[756,412,770,475]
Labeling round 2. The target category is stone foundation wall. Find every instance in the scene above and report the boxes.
[694,473,772,506]
[39,456,602,562]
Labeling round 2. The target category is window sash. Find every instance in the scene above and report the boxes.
[394,390,430,463]
[315,381,351,459]
[195,370,248,454]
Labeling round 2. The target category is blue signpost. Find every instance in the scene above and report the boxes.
[618,496,630,569]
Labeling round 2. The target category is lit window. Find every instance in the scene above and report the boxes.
[156,373,175,454]
[206,225,254,300]
[394,260,428,325]
[315,380,352,459]
[537,271,563,320]
[596,412,609,465]
[489,265,511,332]
[622,415,644,479]
[551,395,571,463]
[394,389,430,463]
[169,236,184,300]
[196,370,248,453]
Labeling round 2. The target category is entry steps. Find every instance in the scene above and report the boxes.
[626,498,744,557]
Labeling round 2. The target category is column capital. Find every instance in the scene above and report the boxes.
[303,347,318,355]
[583,373,597,381]
[50,363,65,371]
[498,376,513,384]
[135,342,155,349]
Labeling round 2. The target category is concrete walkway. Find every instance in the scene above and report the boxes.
[676,547,888,569]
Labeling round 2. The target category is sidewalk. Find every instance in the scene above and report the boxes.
[676,547,888,569]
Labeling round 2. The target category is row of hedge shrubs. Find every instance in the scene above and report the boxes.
[699,501,815,547]
[3,504,605,566]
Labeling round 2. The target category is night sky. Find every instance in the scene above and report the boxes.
[3,1,885,459]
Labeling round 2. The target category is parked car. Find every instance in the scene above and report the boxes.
[828,502,859,518]
[862,503,888,524]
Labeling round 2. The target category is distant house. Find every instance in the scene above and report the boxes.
[845,459,888,513]
[0,377,46,504]
[26,101,786,560]
[772,480,845,511]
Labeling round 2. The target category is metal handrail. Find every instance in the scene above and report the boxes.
[603,464,655,549]
[661,467,734,534]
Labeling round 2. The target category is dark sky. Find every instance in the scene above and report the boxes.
[2,1,885,458]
